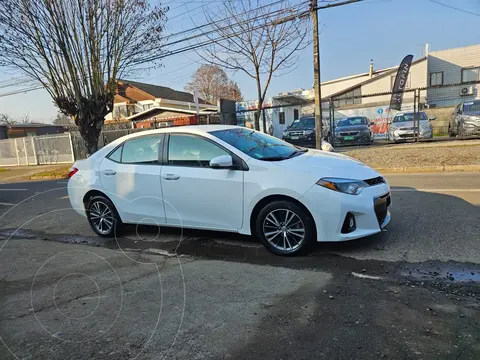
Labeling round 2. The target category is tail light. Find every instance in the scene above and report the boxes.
[68,167,78,178]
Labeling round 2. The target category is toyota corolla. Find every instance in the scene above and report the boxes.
[68,125,391,256]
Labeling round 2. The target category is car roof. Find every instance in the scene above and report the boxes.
[119,124,240,141]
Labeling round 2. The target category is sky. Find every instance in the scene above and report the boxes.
[0,0,479,123]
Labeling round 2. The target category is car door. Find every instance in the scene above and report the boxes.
[160,133,244,230]
[98,134,166,225]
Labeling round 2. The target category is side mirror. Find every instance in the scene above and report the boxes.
[370,122,375,126]
[429,117,436,121]
[209,155,233,169]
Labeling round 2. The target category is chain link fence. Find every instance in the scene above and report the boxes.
[328,81,480,146]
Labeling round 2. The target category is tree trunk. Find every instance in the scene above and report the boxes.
[77,114,104,156]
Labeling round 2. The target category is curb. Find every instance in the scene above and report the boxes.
[29,174,68,180]
[375,165,480,173]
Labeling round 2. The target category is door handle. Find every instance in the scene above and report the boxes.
[103,170,117,176]
[162,174,180,181]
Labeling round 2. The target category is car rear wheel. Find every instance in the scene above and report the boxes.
[255,200,315,256]
[86,195,123,238]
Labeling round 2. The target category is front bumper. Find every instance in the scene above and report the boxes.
[334,133,371,145]
[460,124,480,136]
[299,181,391,242]
[388,129,432,141]
[282,136,316,147]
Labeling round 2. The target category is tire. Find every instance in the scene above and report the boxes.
[86,195,123,238]
[448,124,455,138]
[255,200,315,256]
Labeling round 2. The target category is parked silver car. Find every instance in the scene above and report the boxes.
[387,112,435,142]
[449,100,480,138]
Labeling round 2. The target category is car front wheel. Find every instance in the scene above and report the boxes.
[255,200,315,256]
[86,195,123,238]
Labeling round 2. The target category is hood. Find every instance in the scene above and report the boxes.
[391,120,429,128]
[463,114,480,121]
[335,125,369,132]
[276,149,379,180]
[285,127,314,132]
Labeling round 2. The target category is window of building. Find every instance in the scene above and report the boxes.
[168,134,229,167]
[391,74,411,90]
[121,136,162,164]
[293,109,299,120]
[461,67,480,83]
[279,112,285,124]
[143,103,154,111]
[430,72,443,86]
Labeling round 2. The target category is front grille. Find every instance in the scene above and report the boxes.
[364,176,385,186]
[399,134,414,138]
[288,131,304,136]
[374,194,390,226]
[339,131,359,136]
[399,127,416,131]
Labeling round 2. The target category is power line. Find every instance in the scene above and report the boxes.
[138,7,311,65]
[428,0,480,17]
[164,0,289,40]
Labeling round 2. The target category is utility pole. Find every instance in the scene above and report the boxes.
[310,0,363,149]
[311,0,322,149]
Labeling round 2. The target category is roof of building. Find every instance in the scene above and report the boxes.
[326,57,427,99]
[8,123,65,128]
[118,79,208,104]
[126,106,217,121]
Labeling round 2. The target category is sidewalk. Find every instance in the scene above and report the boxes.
[0,164,72,183]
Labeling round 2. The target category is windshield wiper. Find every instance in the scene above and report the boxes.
[260,156,287,161]
[285,148,308,159]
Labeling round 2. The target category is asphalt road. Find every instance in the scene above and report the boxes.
[1,172,479,264]
[1,174,480,359]
[1,239,479,360]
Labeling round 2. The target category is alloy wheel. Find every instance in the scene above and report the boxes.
[89,201,114,235]
[262,209,305,252]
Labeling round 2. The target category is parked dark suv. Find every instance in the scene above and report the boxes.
[334,117,374,146]
[282,117,317,147]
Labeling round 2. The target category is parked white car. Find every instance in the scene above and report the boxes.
[68,125,391,256]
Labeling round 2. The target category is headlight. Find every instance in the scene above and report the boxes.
[464,122,476,128]
[389,126,398,131]
[303,130,314,136]
[282,131,289,137]
[317,177,368,195]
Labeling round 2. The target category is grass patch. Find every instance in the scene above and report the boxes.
[32,167,71,177]
[0,168,8,172]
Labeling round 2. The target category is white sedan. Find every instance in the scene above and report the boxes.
[68,125,391,256]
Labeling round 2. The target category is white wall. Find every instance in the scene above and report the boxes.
[427,44,480,107]
[360,59,427,105]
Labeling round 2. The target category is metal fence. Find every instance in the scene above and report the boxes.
[328,81,480,145]
[0,133,75,167]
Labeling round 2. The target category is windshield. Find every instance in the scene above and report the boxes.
[289,117,315,129]
[392,112,428,123]
[210,128,305,161]
[337,117,367,127]
[463,101,480,115]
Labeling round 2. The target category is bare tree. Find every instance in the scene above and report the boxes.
[198,0,310,130]
[0,113,16,125]
[53,111,75,125]
[19,115,33,124]
[0,0,168,154]
[185,64,243,104]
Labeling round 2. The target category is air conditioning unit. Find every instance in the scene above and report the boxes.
[460,86,474,96]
